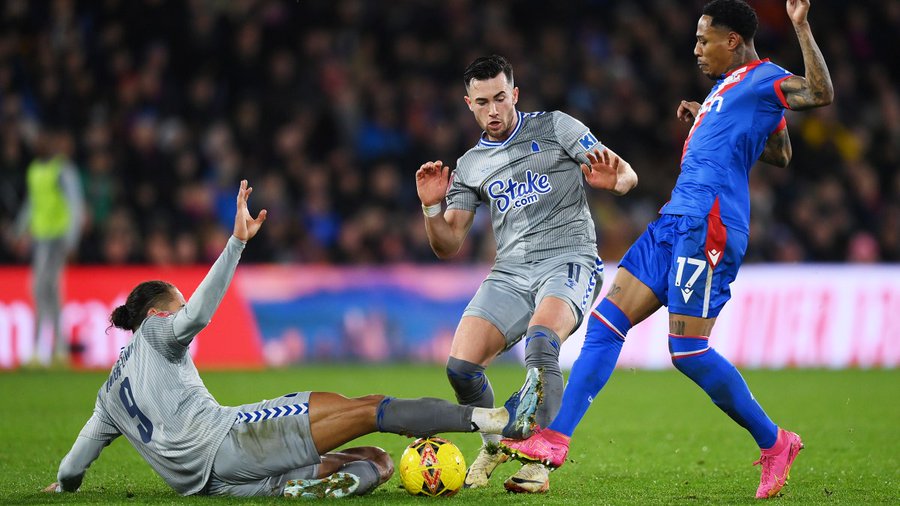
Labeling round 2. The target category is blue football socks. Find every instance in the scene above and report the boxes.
[668,334,778,448]
[549,299,630,436]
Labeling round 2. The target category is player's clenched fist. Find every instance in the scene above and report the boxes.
[677,100,701,123]
[786,0,811,26]
[416,160,451,207]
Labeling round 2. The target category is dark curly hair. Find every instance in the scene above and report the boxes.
[109,280,176,332]
[463,54,514,90]
[703,0,758,41]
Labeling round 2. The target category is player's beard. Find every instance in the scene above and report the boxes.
[485,114,514,141]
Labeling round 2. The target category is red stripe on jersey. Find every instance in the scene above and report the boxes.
[680,60,766,165]
[772,116,787,134]
[773,75,792,109]
[705,197,727,269]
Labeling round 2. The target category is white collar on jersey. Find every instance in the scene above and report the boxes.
[478,111,526,148]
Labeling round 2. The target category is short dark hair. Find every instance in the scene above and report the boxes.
[463,55,514,90]
[110,280,176,332]
[703,0,758,41]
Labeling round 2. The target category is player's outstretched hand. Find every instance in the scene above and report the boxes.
[416,160,451,207]
[581,148,621,191]
[233,179,267,242]
[677,100,701,123]
[786,0,810,26]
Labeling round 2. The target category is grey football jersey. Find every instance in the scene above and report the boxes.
[58,237,245,495]
[447,111,603,263]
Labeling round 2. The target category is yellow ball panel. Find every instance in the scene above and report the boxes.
[398,437,467,497]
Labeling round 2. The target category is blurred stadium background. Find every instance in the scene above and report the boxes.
[0,0,898,370]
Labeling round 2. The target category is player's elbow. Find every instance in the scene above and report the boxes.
[822,85,835,105]
[429,233,466,259]
[431,244,460,260]
[776,138,793,167]
[779,147,793,168]
[814,85,834,107]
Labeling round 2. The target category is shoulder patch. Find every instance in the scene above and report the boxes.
[578,132,598,151]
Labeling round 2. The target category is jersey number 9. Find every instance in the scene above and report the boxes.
[119,377,154,443]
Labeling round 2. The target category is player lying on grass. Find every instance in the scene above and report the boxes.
[502,0,832,500]
[43,180,541,499]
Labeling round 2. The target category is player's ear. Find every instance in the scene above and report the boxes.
[727,31,742,51]
[464,95,474,111]
[512,87,519,105]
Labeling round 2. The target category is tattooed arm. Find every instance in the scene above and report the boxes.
[779,0,834,110]
[759,127,792,167]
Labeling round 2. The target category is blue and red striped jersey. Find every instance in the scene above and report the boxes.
[661,59,793,234]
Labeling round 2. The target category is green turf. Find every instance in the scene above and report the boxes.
[1,365,897,504]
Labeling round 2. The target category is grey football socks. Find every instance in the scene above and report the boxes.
[376,397,475,437]
[337,460,381,495]
[523,325,563,428]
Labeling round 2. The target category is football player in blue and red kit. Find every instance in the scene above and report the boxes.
[502,0,832,499]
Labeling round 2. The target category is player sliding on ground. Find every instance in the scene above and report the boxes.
[44,180,541,499]
[502,0,832,500]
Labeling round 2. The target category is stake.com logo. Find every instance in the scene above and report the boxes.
[487,170,552,213]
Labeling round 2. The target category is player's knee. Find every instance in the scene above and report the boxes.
[445,357,486,390]
[667,334,711,371]
[343,446,394,483]
[368,446,394,482]
[352,394,386,407]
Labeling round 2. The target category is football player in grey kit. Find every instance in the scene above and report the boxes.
[44,180,540,499]
[415,54,638,492]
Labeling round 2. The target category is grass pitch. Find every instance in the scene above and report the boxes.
[1,365,898,505]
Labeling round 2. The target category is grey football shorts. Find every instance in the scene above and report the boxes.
[205,391,320,497]
[463,252,604,350]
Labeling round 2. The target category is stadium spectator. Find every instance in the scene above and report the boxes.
[0,0,895,265]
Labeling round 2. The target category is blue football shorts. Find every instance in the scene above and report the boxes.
[619,211,748,319]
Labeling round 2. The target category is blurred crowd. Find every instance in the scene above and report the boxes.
[1,0,897,265]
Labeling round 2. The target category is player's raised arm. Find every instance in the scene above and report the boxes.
[779,0,833,110]
[172,180,266,343]
[416,160,475,259]
[581,148,638,196]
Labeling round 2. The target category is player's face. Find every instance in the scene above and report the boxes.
[464,74,519,142]
[694,15,733,80]
[144,287,186,319]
